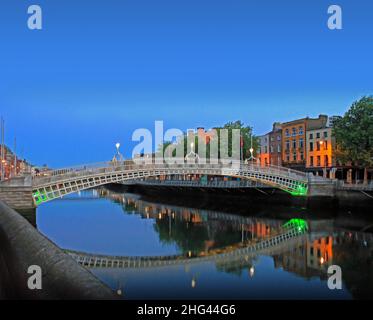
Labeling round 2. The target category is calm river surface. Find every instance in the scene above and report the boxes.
[36,188,373,299]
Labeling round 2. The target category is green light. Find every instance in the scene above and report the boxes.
[283,218,308,232]
[285,183,308,197]
[33,190,47,205]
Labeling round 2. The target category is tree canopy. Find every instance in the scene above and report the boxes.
[333,96,373,167]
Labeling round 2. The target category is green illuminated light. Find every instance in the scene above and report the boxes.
[283,218,308,232]
[33,191,47,205]
[284,183,308,197]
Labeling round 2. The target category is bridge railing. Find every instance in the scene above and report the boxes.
[32,159,309,185]
[121,179,270,188]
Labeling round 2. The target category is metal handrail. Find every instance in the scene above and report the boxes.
[32,159,309,185]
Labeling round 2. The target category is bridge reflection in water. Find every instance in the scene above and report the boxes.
[37,189,373,299]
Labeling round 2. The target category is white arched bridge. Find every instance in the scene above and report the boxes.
[32,159,310,206]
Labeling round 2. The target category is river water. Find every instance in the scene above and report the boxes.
[36,188,373,300]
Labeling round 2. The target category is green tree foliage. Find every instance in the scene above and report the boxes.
[214,120,259,159]
[333,96,373,167]
[160,120,259,160]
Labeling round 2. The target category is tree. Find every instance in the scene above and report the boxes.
[160,121,259,161]
[214,121,259,160]
[333,96,373,183]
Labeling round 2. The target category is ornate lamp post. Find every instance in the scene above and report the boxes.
[112,142,124,163]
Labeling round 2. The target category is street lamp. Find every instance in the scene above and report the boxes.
[112,142,124,163]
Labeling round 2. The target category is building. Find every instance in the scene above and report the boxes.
[197,127,216,144]
[328,115,342,128]
[268,123,282,166]
[0,145,30,180]
[281,115,328,170]
[306,126,335,177]
[258,133,270,166]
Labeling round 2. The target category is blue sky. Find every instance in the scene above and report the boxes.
[0,0,372,167]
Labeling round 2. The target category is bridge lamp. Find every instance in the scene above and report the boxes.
[116,142,121,151]
[190,142,194,149]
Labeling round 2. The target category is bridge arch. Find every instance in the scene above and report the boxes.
[32,160,309,205]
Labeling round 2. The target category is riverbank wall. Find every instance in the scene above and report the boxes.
[118,183,373,213]
[0,201,117,300]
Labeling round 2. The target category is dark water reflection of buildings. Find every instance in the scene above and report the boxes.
[91,188,373,299]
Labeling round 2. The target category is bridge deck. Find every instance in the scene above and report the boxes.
[31,160,310,205]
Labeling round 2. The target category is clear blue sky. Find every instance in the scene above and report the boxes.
[0,0,372,167]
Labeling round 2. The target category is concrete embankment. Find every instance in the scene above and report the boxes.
[0,201,117,300]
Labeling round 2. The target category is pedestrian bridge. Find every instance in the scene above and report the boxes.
[65,220,308,269]
[31,159,309,205]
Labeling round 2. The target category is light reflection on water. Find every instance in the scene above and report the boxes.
[37,189,373,299]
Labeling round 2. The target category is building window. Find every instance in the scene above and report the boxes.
[285,129,290,137]
[300,152,304,161]
[299,126,304,135]
[310,156,314,166]
[292,140,296,149]
[277,135,281,141]
[292,127,297,136]
[324,141,328,150]
[309,133,313,139]
[310,142,314,151]
[293,152,297,161]
[324,155,329,166]
[264,137,267,143]
[265,146,268,153]
[286,155,290,162]
[316,132,320,139]
[270,136,274,142]
[286,140,290,151]
[316,141,321,151]
[270,145,274,153]
[317,156,321,166]
[277,145,281,153]
[324,131,328,138]
[299,138,304,149]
